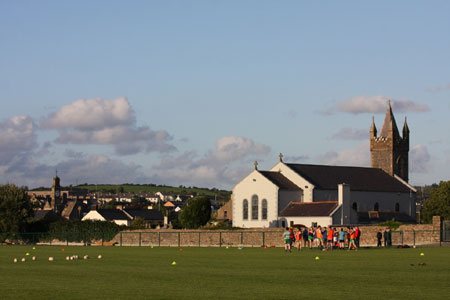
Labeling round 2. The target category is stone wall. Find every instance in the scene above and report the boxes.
[110,217,442,247]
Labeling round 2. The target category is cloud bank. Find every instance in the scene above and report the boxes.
[319,96,429,115]
[151,136,271,187]
[41,97,176,155]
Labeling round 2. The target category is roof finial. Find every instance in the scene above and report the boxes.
[254,161,258,170]
[279,153,283,162]
[55,168,58,177]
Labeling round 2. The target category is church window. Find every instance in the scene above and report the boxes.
[251,195,258,220]
[395,203,400,212]
[262,199,268,220]
[224,211,228,218]
[352,202,357,211]
[374,202,379,211]
[243,199,248,220]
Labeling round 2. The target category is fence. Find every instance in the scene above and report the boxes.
[0,229,443,247]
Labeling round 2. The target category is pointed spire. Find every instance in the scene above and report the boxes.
[402,116,409,137]
[379,101,399,138]
[370,116,377,137]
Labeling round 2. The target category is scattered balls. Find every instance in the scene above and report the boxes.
[13,258,18,263]
[62,249,65,252]
[315,256,320,260]
[98,255,102,259]
[171,261,177,265]
[179,248,183,251]
[26,252,30,256]
[83,255,89,260]
[413,245,416,249]
[48,257,54,261]
[420,253,424,256]
[32,247,36,250]
[21,258,26,262]
[66,256,70,261]
[32,256,36,261]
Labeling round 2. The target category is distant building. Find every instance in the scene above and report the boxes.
[28,174,91,220]
[82,209,131,226]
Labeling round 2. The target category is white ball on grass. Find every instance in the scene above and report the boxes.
[98,255,102,259]
[13,258,18,263]
[49,257,54,261]
[21,258,26,262]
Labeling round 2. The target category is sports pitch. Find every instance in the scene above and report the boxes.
[1,246,449,299]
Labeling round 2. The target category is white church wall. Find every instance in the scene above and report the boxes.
[270,162,314,202]
[232,170,279,228]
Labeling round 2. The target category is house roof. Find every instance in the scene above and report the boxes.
[280,201,338,217]
[30,209,63,222]
[124,209,164,221]
[285,163,412,193]
[97,209,130,221]
[259,171,302,191]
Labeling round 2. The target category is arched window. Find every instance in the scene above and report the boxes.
[374,202,379,211]
[251,195,258,220]
[395,203,400,212]
[262,199,268,220]
[352,202,357,211]
[243,199,248,220]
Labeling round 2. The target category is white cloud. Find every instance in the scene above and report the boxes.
[152,136,271,187]
[284,155,309,162]
[40,97,176,155]
[330,128,367,140]
[319,95,429,115]
[0,115,36,170]
[410,144,432,173]
[317,142,370,167]
[41,97,134,130]
[1,154,148,188]
[426,83,450,93]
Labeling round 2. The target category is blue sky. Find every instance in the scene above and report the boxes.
[1,1,449,189]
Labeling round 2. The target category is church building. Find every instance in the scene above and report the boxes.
[232,103,417,228]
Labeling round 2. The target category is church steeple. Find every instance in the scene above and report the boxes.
[370,102,409,182]
[379,101,400,139]
[370,116,377,138]
[402,117,410,139]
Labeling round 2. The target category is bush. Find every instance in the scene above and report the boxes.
[378,219,402,230]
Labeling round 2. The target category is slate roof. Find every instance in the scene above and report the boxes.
[259,171,302,191]
[30,209,63,222]
[97,209,131,221]
[124,209,164,221]
[285,163,412,193]
[280,201,338,217]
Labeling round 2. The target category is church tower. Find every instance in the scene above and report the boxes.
[370,102,409,182]
[51,172,62,212]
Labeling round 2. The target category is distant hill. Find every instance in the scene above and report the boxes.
[74,184,231,202]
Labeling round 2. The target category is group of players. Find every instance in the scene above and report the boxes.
[283,225,361,252]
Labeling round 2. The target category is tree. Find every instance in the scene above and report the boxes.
[421,181,450,223]
[178,196,211,229]
[130,217,146,229]
[0,184,34,233]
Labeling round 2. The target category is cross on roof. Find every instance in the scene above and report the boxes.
[279,153,283,162]
[254,161,258,170]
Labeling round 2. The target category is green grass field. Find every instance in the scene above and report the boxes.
[1,246,449,299]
